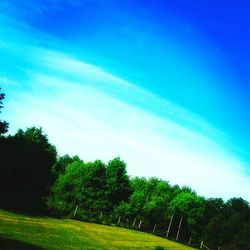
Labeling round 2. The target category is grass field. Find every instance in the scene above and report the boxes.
[0,209,195,250]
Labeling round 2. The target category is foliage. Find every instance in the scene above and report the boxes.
[48,159,108,217]
[232,222,250,250]
[169,192,205,236]
[51,154,80,178]
[0,127,57,212]
[0,87,9,134]
[106,157,132,209]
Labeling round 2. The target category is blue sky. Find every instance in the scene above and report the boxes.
[0,0,250,200]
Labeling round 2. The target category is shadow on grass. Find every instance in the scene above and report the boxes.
[0,235,43,250]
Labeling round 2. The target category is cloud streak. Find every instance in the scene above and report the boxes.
[3,49,250,201]
[1,11,250,201]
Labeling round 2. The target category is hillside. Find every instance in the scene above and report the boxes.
[0,210,195,250]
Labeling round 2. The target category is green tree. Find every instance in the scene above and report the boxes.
[106,157,131,209]
[124,177,148,218]
[127,177,172,223]
[114,177,173,232]
[220,198,250,247]
[143,178,172,225]
[169,191,205,238]
[0,88,9,134]
[51,154,80,179]
[232,222,250,250]
[221,212,242,246]
[202,198,225,247]
[0,127,57,212]
[48,159,107,217]
[82,160,107,213]
[48,159,85,215]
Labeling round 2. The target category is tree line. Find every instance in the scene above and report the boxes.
[0,88,249,249]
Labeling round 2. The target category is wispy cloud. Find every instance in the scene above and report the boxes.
[1,9,250,201]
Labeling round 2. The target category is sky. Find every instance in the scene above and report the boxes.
[0,0,250,201]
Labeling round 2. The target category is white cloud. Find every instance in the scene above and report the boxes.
[3,49,250,202]
[1,15,249,202]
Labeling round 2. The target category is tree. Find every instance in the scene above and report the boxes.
[126,177,149,218]
[202,198,225,247]
[106,157,131,209]
[81,160,108,213]
[232,222,250,250]
[127,177,171,223]
[0,127,57,212]
[48,159,108,217]
[51,154,81,181]
[0,88,9,134]
[226,198,250,219]
[114,177,173,232]
[169,191,205,239]
[219,198,250,247]
[143,178,172,225]
[47,159,85,215]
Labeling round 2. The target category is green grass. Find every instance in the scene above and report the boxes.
[0,209,195,250]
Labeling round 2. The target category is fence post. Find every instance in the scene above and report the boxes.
[117,216,121,225]
[188,236,192,245]
[175,217,183,241]
[132,218,136,227]
[73,205,78,217]
[200,240,203,249]
[99,211,103,219]
[153,224,157,233]
[166,215,174,238]
[138,220,142,229]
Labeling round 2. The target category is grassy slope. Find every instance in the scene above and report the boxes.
[0,210,195,250]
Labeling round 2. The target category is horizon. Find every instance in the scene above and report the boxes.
[1,1,250,201]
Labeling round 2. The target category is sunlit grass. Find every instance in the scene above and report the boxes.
[0,209,195,249]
